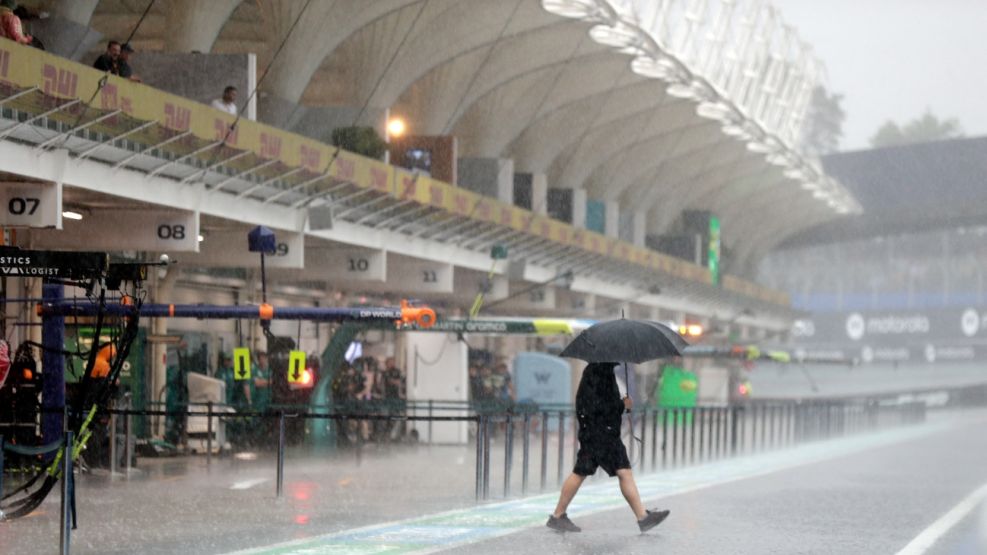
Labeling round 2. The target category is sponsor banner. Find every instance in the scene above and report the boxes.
[792,308,987,344]
[791,344,986,364]
[0,247,107,278]
[792,307,987,361]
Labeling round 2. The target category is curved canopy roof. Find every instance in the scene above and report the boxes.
[34,0,859,271]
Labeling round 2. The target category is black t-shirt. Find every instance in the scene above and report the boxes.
[93,54,119,75]
[118,60,133,78]
[575,363,624,444]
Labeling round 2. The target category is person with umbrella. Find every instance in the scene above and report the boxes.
[546,319,684,533]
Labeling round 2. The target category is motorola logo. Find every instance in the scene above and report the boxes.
[846,313,866,341]
[961,308,980,337]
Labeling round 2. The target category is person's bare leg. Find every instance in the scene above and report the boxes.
[552,473,586,517]
[616,469,647,519]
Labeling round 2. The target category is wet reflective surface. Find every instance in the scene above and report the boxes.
[2,411,984,554]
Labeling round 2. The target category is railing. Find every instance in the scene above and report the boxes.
[32,393,939,501]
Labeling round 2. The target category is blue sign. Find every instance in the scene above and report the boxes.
[513,352,572,431]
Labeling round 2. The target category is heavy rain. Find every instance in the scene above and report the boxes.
[1,1,986,554]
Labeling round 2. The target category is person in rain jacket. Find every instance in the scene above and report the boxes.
[547,362,670,533]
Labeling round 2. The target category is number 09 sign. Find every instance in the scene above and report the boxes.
[0,182,62,228]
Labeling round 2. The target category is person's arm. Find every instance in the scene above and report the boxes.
[3,14,32,44]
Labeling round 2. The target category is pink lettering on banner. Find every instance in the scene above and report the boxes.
[558,228,569,244]
[214,118,238,145]
[299,145,320,172]
[0,48,9,78]
[369,167,388,191]
[99,83,118,110]
[499,207,513,226]
[475,201,491,221]
[429,184,444,207]
[540,221,550,238]
[260,132,282,160]
[519,214,533,231]
[120,96,133,115]
[572,230,583,247]
[399,175,417,199]
[164,103,191,131]
[335,156,355,180]
[453,193,469,215]
[42,64,78,98]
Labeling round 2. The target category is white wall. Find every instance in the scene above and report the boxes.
[404,332,468,444]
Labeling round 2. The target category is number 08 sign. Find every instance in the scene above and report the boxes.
[0,182,62,228]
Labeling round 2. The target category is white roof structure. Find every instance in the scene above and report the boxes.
[0,0,861,331]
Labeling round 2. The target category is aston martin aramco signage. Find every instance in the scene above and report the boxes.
[790,308,987,363]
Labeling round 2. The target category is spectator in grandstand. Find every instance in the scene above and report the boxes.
[93,40,122,74]
[118,42,141,82]
[0,0,32,45]
[211,86,238,115]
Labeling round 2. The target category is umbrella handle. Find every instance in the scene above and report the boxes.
[623,362,631,413]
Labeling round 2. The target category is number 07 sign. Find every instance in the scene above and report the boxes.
[0,181,62,228]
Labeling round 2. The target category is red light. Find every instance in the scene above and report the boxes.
[738,384,749,396]
[301,368,313,386]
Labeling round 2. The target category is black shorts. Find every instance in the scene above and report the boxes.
[573,438,631,477]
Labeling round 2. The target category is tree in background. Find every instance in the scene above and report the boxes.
[801,86,846,157]
[870,110,963,148]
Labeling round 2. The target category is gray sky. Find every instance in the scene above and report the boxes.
[774,0,987,151]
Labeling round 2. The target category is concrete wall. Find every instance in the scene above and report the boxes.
[458,157,514,203]
[137,52,256,120]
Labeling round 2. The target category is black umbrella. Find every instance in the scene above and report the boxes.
[559,319,688,364]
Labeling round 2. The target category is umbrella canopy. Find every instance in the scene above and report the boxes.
[559,319,688,363]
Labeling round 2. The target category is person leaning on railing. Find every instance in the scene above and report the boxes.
[0,0,32,45]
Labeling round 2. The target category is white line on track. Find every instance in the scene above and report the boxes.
[230,478,270,490]
[895,480,987,555]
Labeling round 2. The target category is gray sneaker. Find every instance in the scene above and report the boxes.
[546,513,582,532]
[638,509,670,532]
